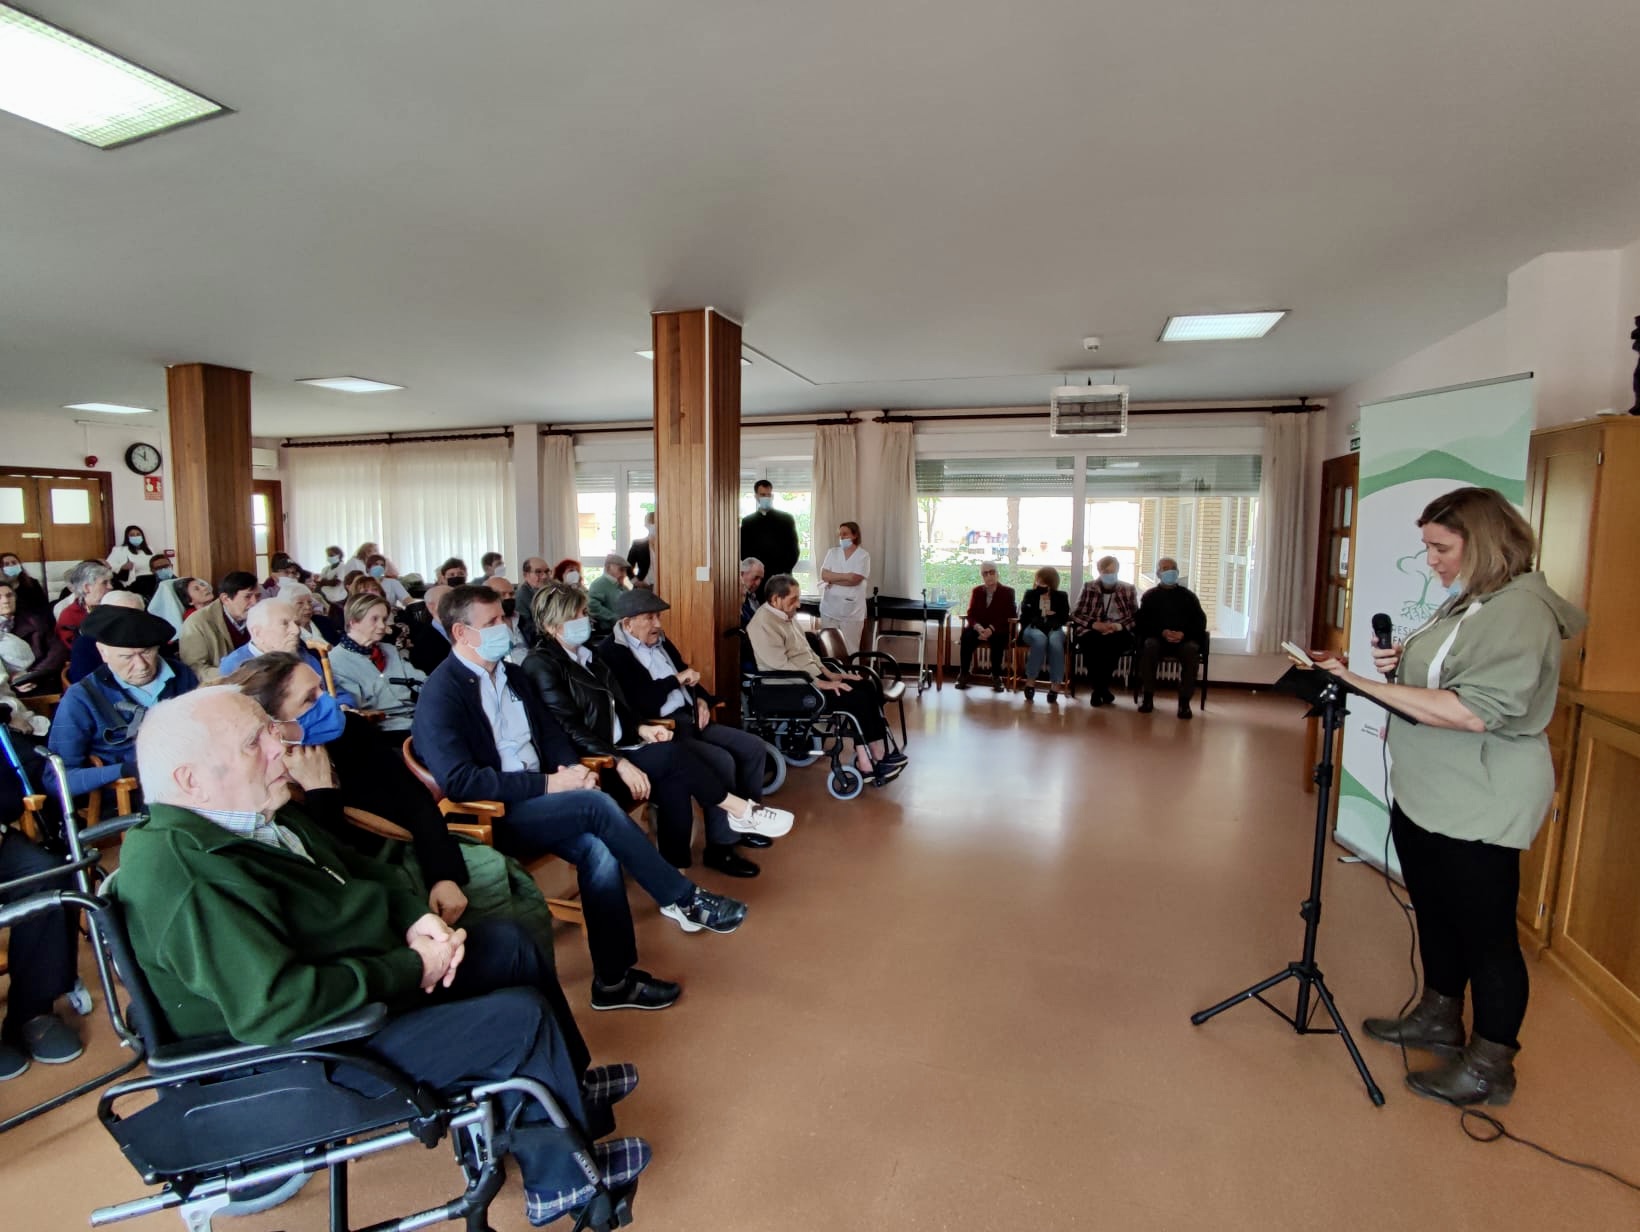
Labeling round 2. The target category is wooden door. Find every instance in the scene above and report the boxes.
[0,469,114,590]
[1309,453,1358,656]
[251,480,285,579]
[1526,426,1599,688]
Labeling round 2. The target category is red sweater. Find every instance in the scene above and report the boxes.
[965,584,1017,629]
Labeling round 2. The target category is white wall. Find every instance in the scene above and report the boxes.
[1616,234,1640,417]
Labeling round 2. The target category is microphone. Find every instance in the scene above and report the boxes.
[1371,612,1396,683]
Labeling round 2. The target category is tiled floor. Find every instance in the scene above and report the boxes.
[5,688,1640,1230]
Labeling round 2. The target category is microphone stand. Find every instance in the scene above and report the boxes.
[1189,666,1412,1106]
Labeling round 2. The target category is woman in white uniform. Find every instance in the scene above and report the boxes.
[819,521,870,654]
[106,525,156,583]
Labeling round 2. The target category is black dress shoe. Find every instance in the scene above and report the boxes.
[737,833,773,849]
[954,676,971,691]
[703,845,761,878]
[591,969,682,1012]
[991,678,1004,692]
[1177,702,1193,720]
[1137,695,1154,714]
[1023,685,1035,701]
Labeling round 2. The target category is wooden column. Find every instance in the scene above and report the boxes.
[652,309,742,711]
[166,363,254,586]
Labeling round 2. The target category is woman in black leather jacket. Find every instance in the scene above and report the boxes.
[518,583,767,878]
[1017,565,1071,703]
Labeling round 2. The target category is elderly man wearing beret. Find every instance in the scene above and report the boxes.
[47,605,198,800]
[595,588,795,859]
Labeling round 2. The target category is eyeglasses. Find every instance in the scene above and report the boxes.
[268,719,303,746]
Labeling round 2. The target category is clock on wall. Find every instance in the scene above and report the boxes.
[124,443,162,475]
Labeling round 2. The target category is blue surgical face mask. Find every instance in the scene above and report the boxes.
[563,570,581,586]
[1158,569,1180,586]
[154,566,176,581]
[474,623,512,662]
[1099,571,1118,586]
[128,534,144,547]
[327,552,342,565]
[838,537,852,549]
[756,495,773,511]
[562,615,593,647]
[2,564,21,579]
[369,565,386,579]
[296,691,347,745]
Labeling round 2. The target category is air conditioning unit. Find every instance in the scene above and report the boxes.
[251,447,279,472]
[1050,384,1129,437]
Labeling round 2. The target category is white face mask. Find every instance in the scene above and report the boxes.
[838,537,852,549]
[564,571,581,586]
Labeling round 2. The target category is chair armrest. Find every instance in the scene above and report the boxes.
[80,814,146,845]
[146,1003,391,1074]
[439,798,506,820]
[647,718,676,730]
[343,807,412,843]
[446,821,493,844]
[357,709,387,723]
[580,755,616,771]
[112,777,138,814]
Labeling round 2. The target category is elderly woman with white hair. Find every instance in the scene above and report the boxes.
[328,592,424,731]
[53,559,115,649]
[217,598,360,710]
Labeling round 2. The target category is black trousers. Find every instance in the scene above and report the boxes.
[0,829,79,1042]
[1137,636,1201,700]
[601,740,734,869]
[822,680,886,744]
[1392,803,1528,1048]
[959,626,1009,679]
[362,917,602,1196]
[670,711,768,804]
[1076,630,1133,693]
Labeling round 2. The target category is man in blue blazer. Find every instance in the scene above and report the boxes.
[412,585,750,1012]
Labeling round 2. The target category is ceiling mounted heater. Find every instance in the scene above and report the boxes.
[1050,383,1129,437]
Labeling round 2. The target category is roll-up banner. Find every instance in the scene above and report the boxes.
[1334,374,1534,870]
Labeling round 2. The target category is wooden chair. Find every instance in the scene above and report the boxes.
[79,754,138,830]
[401,739,600,934]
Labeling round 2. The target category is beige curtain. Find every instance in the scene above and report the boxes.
[876,422,923,598]
[1252,411,1314,653]
[540,433,580,565]
[811,424,859,575]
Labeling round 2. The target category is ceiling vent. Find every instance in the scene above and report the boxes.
[1050,384,1129,438]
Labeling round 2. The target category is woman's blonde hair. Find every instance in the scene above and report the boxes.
[533,580,588,632]
[1034,565,1061,591]
[343,592,390,628]
[1417,487,1536,597]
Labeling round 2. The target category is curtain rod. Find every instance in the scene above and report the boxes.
[281,429,515,449]
[544,412,861,437]
[873,402,1316,425]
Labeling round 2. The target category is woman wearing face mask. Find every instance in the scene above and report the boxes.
[0,577,66,686]
[520,583,775,876]
[818,521,871,655]
[327,593,425,732]
[1,553,51,620]
[553,559,584,587]
[1017,566,1070,704]
[365,553,411,608]
[1312,488,1585,1108]
[106,525,154,584]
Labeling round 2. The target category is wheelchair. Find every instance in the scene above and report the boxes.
[724,628,904,802]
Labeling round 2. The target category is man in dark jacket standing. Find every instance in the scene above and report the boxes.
[738,481,799,596]
[1135,557,1207,719]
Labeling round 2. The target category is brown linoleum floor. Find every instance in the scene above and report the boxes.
[5,689,1640,1230]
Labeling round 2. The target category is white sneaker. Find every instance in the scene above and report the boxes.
[727,804,794,839]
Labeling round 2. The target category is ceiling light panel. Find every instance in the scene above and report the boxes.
[64,401,153,414]
[297,376,404,393]
[0,5,227,149]
[1160,311,1288,342]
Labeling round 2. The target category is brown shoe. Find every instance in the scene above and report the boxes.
[1405,1036,1517,1107]
[1363,990,1465,1057]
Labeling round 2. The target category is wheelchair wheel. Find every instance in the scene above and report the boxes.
[760,740,788,795]
[827,765,864,800]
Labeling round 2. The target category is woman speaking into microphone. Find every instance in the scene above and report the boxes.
[1312,486,1584,1107]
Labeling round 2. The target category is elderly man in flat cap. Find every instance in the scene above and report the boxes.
[585,554,629,638]
[47,604,198,800]
[595,587,795,860]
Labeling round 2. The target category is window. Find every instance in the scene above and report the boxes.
[251,490,271,579]
[574,464,619,565]
[915,457,1075,600]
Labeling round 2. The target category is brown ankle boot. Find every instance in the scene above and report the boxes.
[1362,990,1465,1056]
[1406,1036,1518,1107]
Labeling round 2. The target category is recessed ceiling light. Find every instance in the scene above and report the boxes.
[0,4,228,149]
[1160,311,1288,342]
[63,401,154,414]
[635,349,752,366]
[296,376,404,394]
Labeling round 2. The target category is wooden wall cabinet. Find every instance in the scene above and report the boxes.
[1525,418,1640,692]
[1517,696,1579,951]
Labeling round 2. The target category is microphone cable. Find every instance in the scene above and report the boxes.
[1372,731,1640,1195]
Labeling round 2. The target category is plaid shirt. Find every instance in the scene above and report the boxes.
[1071,581,1138,633]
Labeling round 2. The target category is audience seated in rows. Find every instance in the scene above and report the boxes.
[67,589,147,683]
[1018,566,1070,704]
[521,584,790,881]
[331,593,424,731]
[48,605,197,799]
[586,554,628,637]
[54,560,114,646]
[1136,557,1206,720]
[113,687,651,1226]
[412,584,748,1012]
[179,571,261,682]
[956,562,1015,692]
[747,573,906,784]
[1070,555,1139,708]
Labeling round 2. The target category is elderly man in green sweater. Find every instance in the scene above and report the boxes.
[586,553,629,636]
[114,686,650,1226]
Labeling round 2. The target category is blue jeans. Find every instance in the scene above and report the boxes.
[494,789,692,985]
[1021,626,1066,686]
